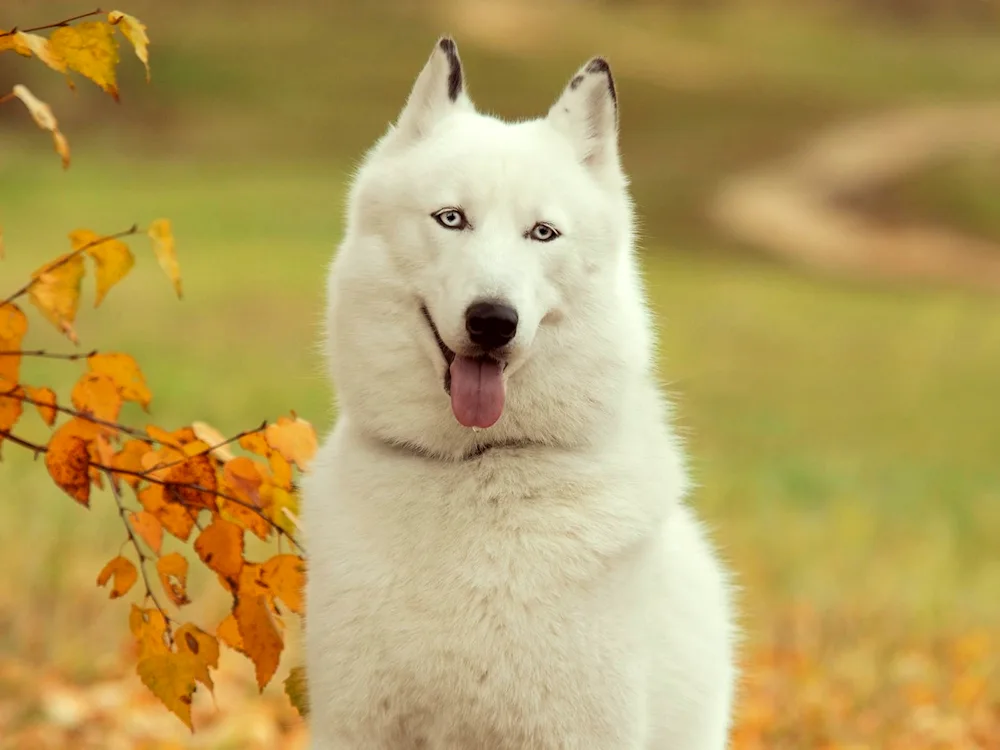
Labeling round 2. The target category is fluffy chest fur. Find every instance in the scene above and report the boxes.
[304,420,675,746]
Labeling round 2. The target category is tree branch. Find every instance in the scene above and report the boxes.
[0,9,104,37]
[0,349,98,361]
[5,389,151,441]
[105,467,175,639]
[0,429,47,456]
[0,224,138,308]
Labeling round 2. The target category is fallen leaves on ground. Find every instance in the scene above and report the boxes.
[0,605,996,748]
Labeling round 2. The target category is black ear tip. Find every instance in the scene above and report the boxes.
[585,57,611,75]
[438,36,458,54]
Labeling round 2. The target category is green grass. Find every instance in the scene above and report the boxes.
[2,0,999,676]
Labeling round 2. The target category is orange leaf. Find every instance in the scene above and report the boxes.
[10,84,70,169]
[262,554,306,615]
[239,432,271,457]
[194,518,244,589]
[223,457,268,507]
[265,414,318,471]
[88,352,152,409]
[235,590,284,691]
[148,219,182,298]
[164,453,218,512]
[136,652,197,730]
[48,21,120,100]
[216,613,246,655]
[69,229,135,308]
[129,510,163,554]
[45,418,99,506]
[96,555,137,599]
[71,372,122,426]
[0,382,24,452]
[27,251,85,341]
[156,552,190,607]
[25,386,57,426]
[111,438,152,488]
[139,484,195,542]
[0,303,28,384]
[176,623,219,692]
[108,10,150,82]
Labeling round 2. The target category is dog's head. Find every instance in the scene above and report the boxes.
[324,38,654,458]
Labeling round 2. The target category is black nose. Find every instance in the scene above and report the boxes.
[465,300,518,351]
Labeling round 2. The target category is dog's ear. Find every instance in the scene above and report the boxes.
[547,57,619,173]
[391,37,472,144]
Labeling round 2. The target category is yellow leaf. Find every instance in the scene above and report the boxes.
[10,84,70,169]
[191,421,235,462]
[262,554,306,615]
[129,510,163,555]
[284,666,309,718]
[25,386,58,426]
[267,485,300,538]
[176,623,219,692]
[45,418,99,506]
[71,372,123,426]
[0,303,28,384]
[96,555,137,599]
[88,352,152,409]
[68,229,135,307]
[108,11,150,82]
[27,251,85,341]
[48,22,120,100]
[148,219,181,298]
[265,414,318,471]
[129,604,170,658]
[156,552,191,607]
[136,651,198,730]
[9,32,68,73]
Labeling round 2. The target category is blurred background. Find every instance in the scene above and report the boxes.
[2,0,999,747]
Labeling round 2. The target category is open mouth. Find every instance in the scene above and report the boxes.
[420,304,508,430]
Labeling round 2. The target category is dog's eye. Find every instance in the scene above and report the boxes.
[527,222,560,242]
[432,208,469,231]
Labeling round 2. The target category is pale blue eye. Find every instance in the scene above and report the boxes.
[433,208,469,230]
[529,222,560,242]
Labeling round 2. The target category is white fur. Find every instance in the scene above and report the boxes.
[303,38,738,749]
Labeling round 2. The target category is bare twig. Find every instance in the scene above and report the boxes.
[0,349,98,361]
[105,467,176,638]
[0,8,104,37]
[4,388,151,441]
[0,428,47,456]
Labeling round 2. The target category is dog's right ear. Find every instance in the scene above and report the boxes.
[389,37,472,145]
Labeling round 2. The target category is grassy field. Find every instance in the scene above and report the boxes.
[2,1,999,747]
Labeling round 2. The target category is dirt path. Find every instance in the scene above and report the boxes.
[710,103,1000,291]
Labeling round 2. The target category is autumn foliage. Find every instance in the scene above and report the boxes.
[1,9,311,730]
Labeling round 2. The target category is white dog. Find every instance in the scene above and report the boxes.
[303,37,737,749]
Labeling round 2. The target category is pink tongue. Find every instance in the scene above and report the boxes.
[449,356,505,428]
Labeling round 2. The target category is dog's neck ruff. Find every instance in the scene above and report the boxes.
[368,431,546,463]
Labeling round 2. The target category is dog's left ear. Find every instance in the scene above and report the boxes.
[547,57,619,174]
[391,37,473,144]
